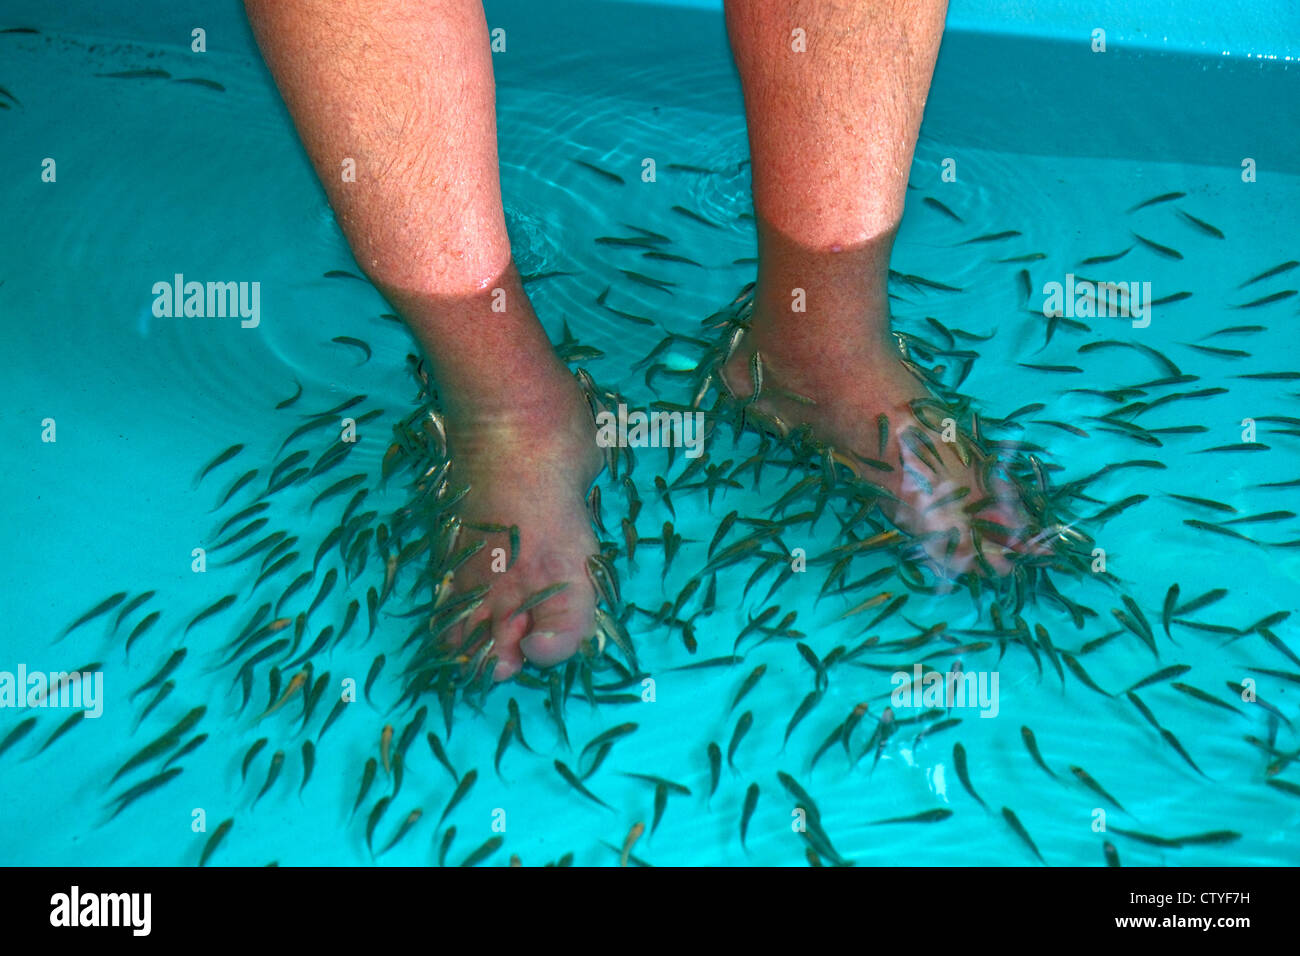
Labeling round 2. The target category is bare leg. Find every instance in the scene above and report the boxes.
[245,0,601,678]
[724,0,1028,576]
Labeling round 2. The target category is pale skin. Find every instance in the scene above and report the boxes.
[245,0,1026,681]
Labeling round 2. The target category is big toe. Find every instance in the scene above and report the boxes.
[518,586,596,669]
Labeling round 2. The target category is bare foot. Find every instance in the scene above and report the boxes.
[438,372,604,681]
[720,231,1037,579]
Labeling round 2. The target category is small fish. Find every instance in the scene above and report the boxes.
[36,711,85,755]
[871,808,954,825]
[241,737,268,782]
[783,690,822,745]
[275,379,303,409]
[1169,681,1242,715]
[114,590,157,631]
[554,760,610,810]
[107,767,184,821]
[728,711,754,769]
[310,474,367,512]
[439,768,478,823]
[960,230,1021,244]
[1103,841,1121,867]
[1061,652,1111,697]
[643,250,704,268]
[1196,444,1270,455]
[923,196,963,222]
[619,269,675,294]
[494,716,517,778]
[437,826,457,867]
[365,797,392,855]
[1080,247,1132,265]
[300,740,316,794]
[1126,664,1191,692]
[131,648,186,699]
[579,722,638,764]
[1019,363,1083,373]
[111,707,201,783]
[173,76,226,92]
[459,834,504,867]
[952,743,986,808]
[199,818,233,867]
[670,205,722,229]
[547,673,569,749]
[1203,325,1264,338]
[1159,727,1207,777]
[364,655,385,705]
[619,822,645,867]
[1267,779,1300,799]
[186,594,236,634]
[740,782,760,848]
[196,444,244,486]
[707,742,722,800]
[1132,232,1183,260]
[1226,681,1292,727]
[379,808,423,856]
[1106,825,1180,847]
[317,696,347,742]
[1020,726,1055,778]
[380,724,394,775]
[306,568,337,620]
[652,783,670,834]
[254,750,285,805]
[135,681,175,726]
[730,665,767,713]
[1239,260,1298,287]
[1177,210,1224,239]
[123,613,161,658]
[1070,765,1126,812]
[572,158,625,184]
[1173,588,1228,616]
[1233,289,1297,309]
[1035,624,1065,685]
[162,733,207,771]
[62,592,128,638]
[510,582,569,620]
[259,668,310,720]
[1168,494,1235,513]
[215,469,259,508]
[366,587,379,636]
[620,773,691,796]
[351,758,377,817]
[521,270,574,284]
[1172,830,1241,846]
[0,717,36,760]
[1001,806,1046,864]
[96,68,171,79]
[331,335,372,362]
[1126,692,1162,732]
[1235,372,1300,385]
[1127,191,1185,212]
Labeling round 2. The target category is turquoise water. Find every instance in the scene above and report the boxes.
[1,4,1298,867]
